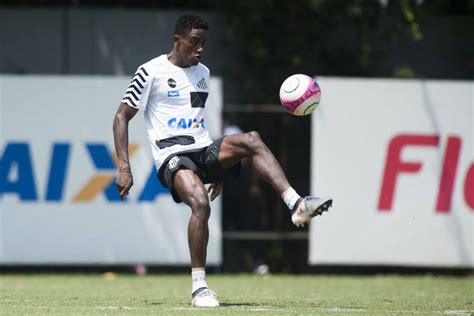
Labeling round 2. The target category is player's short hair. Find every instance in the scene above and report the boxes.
[175,13,209,36]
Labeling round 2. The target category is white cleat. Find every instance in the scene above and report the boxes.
[191,288,220,307]
[291,197,333,227]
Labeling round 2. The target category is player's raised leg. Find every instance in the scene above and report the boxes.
[219,131,332,227]
[173,169,219,307]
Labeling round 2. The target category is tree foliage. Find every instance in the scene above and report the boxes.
[212,0,446,102]
[2,0,472,101]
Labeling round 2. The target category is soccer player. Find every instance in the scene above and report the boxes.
[113,13,332,308]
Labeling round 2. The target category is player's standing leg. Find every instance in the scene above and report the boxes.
[219,131,332,226]
[173,169,219,307]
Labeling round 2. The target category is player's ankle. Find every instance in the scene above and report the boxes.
[191,268,208,295]
[281,187,301,212]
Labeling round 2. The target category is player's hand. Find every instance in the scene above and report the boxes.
[116,170,133,200]
[208,182,223,201]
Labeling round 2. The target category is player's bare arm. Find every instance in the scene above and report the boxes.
[113,102,139,199]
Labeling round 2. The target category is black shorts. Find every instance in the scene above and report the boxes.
[158,136,241,203]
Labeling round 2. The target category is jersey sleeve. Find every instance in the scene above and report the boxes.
[121,66,152,110]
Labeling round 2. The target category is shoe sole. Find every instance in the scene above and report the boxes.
[192,300,219,307]
[292,199,333,227]
[309,199,333,218]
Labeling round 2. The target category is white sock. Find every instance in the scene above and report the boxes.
[191,269,208,294]
[281,187,301,211]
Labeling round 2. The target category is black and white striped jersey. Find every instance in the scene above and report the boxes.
[122,54,212,172]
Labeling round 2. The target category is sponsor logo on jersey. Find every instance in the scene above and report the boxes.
[167,117,205,129]
[168,91,180,97]
[168,78,177,88]
[197,77,208,90]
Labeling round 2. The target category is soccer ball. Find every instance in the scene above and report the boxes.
[279,74,321,116]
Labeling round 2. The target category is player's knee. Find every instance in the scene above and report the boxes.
[190,196,211,221]
[246,131,264,152]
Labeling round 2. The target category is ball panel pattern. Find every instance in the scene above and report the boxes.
[280,75,321,115]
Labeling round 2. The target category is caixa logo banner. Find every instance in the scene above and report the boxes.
[0,142,168,202]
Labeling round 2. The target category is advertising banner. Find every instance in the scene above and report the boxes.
[0,75,223,265]
[309,78,473,267]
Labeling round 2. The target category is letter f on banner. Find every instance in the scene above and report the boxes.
[378,134,439,211]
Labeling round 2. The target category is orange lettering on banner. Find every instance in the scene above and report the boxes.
[72,144,139,202]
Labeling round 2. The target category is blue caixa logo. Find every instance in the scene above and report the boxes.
[0,142,168,202]
[167,117,205,129]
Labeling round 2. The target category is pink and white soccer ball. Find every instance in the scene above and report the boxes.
[279,74,321,116]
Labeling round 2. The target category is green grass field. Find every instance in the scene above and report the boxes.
[0,274,472,315]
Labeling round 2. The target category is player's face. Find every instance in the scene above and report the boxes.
[176,28,208,67]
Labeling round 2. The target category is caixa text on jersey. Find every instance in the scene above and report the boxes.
[167,117,205,129]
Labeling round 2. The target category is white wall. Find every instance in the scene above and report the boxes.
[309,78,473,267]
[0,75,223,265]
